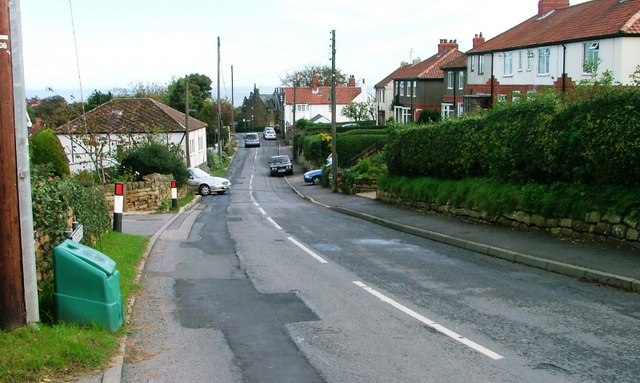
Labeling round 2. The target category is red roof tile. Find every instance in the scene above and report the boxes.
[284,86,361,105]
[394,49,466,80]
[469,0,640,53]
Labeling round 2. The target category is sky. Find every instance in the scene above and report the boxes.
[19,0,590,105]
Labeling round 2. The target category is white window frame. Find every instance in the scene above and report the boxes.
[470,56,476,72]
[399,81,405,96]
[296,104,309,112]
[457,102,464,117]
[478,55,485,75]
[458,71,464,90]
[412,81,417,97]
[497,94,507,103]
[447,72,454,89]
[512,90,521,102]
[441,103,454,119]
[583,41,600,74]
[504,52,513,76]
[527,49,534,71]
[537,48,550,75]
[518,51,524,72]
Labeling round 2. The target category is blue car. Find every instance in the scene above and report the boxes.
[303,168,323,184]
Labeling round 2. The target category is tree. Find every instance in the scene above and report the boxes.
[281,65,347,87]
[32,95,82,128]
[341,101,372,122]
[85,90,113,112]
[167,74,213,115]
[201,98,234,149]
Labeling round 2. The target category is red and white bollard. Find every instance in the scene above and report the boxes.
[113,182,125,232]
[171,180,178,209]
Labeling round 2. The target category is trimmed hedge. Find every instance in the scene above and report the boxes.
[385,89,640,188]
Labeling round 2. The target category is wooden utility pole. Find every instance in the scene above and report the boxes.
[0,0,26,330]
[230,65,234,134]
[330,29,338,191]
[185,78,191,167]
[216,36,222,158]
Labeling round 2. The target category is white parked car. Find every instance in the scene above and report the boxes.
[263,127,277,140]
[187,167,231,196]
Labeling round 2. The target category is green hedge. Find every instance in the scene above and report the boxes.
[385,88,640,188]
[301,129,388,167]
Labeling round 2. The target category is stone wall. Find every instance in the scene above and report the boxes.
[101,173,175,212]
[377,189,640,249]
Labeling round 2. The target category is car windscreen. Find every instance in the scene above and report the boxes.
[190,168,210,178]
[270,156,289,164]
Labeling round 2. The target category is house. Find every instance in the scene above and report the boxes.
[374,60,415,125]
[241,86,283,131]
[440,54,469,119]
[283,73,371,127]
[55,98,208,173]
[465,0,640,110]
[384,39,466,124]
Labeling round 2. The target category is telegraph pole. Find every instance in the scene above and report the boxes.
[330,29,338,191]
[230,64,234,134]
[0,0,26,330]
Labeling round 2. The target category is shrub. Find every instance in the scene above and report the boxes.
[30,128,70,177]
[120,141,190,185]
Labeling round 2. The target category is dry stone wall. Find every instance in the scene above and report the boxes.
[101,173,176,212]
[377,190,640,249]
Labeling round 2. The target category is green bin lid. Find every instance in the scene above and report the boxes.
[58,239,117,275]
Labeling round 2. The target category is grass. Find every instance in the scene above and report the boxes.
[0,231,148,383]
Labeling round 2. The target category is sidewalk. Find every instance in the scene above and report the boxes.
[286,178,640,293]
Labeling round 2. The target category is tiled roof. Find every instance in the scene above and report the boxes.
[55,98,206,134]
[284,86,362,105]
[469,0,640,53]
[394,49,466,80]
[441,54,469,69]
[375,63,412,89]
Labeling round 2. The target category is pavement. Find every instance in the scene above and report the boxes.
[80,177,639,383]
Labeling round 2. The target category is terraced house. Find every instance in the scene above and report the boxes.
[464,0,640,110]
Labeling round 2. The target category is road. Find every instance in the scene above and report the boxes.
[122,138,640,383]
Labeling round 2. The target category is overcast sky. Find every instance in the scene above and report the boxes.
[19,0,590,102]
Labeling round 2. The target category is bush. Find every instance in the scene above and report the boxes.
[30,128,70,177]
[120,141,190,185]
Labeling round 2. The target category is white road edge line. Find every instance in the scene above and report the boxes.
[267,217,282,230]
[288,237,328,264]
[259,208,267,215]
[352,281,504,361]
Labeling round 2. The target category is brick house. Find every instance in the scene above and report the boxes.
[55,98,208,173]
[241,86,283,131]
[440,54,469,119]
[465,0,640,110]
[282,72,371,128]
[383,39,466,124]
[374,61,415,125]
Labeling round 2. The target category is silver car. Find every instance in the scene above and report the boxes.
[187,167,231,196]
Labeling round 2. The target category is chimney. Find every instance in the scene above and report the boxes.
[311,71,319,89]
[473,33,485,49]
[437,39,459,54]
[347,74,356,87]
[538,0,570,15]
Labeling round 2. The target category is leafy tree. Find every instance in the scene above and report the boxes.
[417,109,441,124]
[281,65,347,87]
[30,128,70,177]
[85,90,113,112]
[202,98,234,149]
[167,73,212,115]
[32,95,82,128]
[341,101,373,122]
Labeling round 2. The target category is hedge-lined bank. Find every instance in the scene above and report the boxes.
[385,89,640,188]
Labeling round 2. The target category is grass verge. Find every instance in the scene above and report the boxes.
[0,231,148,383]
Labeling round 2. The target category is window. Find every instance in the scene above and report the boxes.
[441,103,453,119]
[412,81,417,97]
[458,71,464,90]
[504,52,513,76]
[457,102,464,117]
[399,81,405,96]
[583,41,599,74]
[395,82,399,96]
[537,48,550,75]
[447,72,454,89]
[512,90,521,102]
[296,104,308,112]
[527,50,534,71]
[478,55,485,75]
[518,51,524,71]
[471,56,476,72]
[497,94,507,103]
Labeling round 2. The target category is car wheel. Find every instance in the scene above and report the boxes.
[198,184,211,196]
[312,176,321,185]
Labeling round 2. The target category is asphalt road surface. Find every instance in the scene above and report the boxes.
[123,138,640,383]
